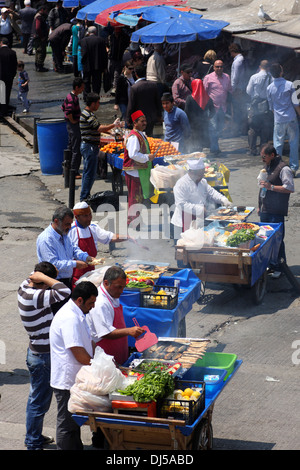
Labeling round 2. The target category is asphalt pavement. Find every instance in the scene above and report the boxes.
[0,45,300,452]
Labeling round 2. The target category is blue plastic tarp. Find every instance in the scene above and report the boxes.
[120,269,202,346]
[107,153,167,171]
[250,222,282,285]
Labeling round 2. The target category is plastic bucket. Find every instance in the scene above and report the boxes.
[37,118,68,175]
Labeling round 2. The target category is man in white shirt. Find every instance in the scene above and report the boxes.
[50,281,98,450]
[68,201,127,287]
[171,158,231,237]
[87,266,144,365]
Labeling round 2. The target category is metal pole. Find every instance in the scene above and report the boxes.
[69,169,76,209]
[108,217,115,253]
[33,118,38,154]
[63,149,71,188]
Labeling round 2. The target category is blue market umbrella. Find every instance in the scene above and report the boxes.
[110,5,200,24]
[131,16,229,44]
[77,0,186,22]
[131,16,229,75]
[47,0,94,7]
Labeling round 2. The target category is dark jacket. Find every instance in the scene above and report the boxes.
[47,6,69,30]
[126,78,161,126]
[0,45,17,83]
[80,34,108,73]
[115,74,134,105]
[31,11,49,41]
[49,23,72,45]
[259,156,290,216]
[19,6,37,34]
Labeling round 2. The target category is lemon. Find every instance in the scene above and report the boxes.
[183,388,193,397]
[191,391,201,399]
[182,395,190,400]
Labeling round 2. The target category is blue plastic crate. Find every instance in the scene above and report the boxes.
[181,366,227,397]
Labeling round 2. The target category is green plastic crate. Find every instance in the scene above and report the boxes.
[195,352,237,380]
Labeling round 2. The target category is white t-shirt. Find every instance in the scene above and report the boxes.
[50,299,93,390]
[68,222,114,250]
[86,284,119,342]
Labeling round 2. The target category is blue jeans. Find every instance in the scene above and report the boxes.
[208,108,225,153]
[18,91,30,111]
[260,212,285,268]
[273,120,299,171]
[80,142,99,201]
[25,349,53,450]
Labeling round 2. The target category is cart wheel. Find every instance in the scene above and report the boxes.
[112,169,124,195]
[177,317,186,337]
[192,418,213,450]
[251,270,268,305]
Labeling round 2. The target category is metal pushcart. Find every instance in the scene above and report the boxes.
[72,359,242,450]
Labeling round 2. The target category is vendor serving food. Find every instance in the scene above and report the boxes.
[68,202,127,288]
[171,157,232,233]
[86,266,145,365]
[123,110,155,225]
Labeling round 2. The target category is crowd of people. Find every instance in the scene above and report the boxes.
[0,0,297,450]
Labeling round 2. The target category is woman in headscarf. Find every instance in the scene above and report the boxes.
[184,78,214,152]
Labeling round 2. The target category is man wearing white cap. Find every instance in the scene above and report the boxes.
[171,158,231,234]
[68,202,127,287]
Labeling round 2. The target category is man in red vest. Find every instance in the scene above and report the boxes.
[123,110,155,226]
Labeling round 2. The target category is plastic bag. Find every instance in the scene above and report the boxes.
[68,384,112,413]
[87,190,119,212]
[177,226,216,247]
[75,265,111,287]
[76,346,127,395]
[150,165,185,189]
[68,347,128,413]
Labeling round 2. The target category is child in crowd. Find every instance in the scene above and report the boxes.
[17,61,30,113]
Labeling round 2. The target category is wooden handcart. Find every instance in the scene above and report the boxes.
[175,222,283,305]
[72,360,242,450]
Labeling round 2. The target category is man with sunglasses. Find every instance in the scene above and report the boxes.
[203,59,232,156]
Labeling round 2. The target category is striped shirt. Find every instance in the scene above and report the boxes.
[80,108,100,145]
[18,280,71,353]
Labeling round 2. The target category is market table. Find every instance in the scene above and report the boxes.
[72,358,242,450]
[175,222,283,305]
[120,268,202,346]
[106,152,167,195]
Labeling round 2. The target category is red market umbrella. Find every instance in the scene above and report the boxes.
[94,0,188,26]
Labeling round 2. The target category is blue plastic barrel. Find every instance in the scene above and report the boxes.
[36,118,68,175]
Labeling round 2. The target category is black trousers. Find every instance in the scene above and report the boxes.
[66,121,82,173]
[248,111,273,153]
[83,70,101,101]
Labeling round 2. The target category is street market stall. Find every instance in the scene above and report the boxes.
[71,343,242,450]
[175,221,283,304]
[120,265,202,342]
[100,137,231,203]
